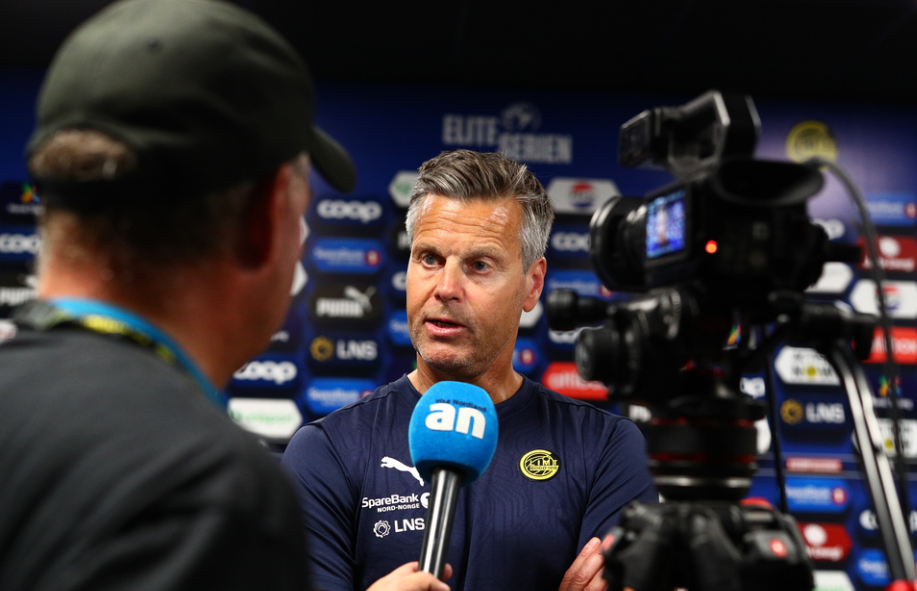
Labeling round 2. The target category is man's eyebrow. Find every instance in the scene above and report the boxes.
[464,246,503,261]
[410,242,504,262]
[410,241,441,256]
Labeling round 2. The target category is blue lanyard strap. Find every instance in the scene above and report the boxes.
[14,298,226,409]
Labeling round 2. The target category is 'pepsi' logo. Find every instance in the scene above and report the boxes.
[850,280,917,318]
[544,178,620,215]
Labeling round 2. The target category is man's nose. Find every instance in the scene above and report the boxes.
[434,261,463,301]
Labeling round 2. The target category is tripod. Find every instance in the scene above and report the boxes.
[602,371,813,591]
[601,301,915,591]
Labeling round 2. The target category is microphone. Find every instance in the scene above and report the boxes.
[408,381,499,578]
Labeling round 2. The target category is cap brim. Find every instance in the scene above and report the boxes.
[311,126,356,193]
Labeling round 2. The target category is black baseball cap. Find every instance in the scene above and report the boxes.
[27,0,356,202]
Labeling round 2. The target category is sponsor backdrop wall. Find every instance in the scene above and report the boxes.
[3,68,917,591]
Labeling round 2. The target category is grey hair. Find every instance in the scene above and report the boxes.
[404,150,554,270]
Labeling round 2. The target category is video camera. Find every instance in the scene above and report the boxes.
[548,90,868,414]
[591,91,847,307]
[546,91,914,591]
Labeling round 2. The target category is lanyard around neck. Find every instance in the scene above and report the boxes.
[13,298,226,409]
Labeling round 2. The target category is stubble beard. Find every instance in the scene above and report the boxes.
[412,327,512,383]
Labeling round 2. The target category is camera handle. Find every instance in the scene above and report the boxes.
[827,341,915,583]
[602,500,813,591]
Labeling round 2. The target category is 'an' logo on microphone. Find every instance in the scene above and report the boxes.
[425,402,487,439]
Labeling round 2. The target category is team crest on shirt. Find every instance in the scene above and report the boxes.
[520,449,560,481]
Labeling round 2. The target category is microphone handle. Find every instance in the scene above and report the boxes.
[418,466,463,578]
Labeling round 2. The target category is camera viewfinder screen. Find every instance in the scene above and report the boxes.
[646,189,687,260]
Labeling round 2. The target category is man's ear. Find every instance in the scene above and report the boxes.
[237,165,289,269]
[522,257,547,312]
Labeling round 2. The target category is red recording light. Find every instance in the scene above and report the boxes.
[705,240,718,254]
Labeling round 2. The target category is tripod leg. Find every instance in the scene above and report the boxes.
[829,344,914,582]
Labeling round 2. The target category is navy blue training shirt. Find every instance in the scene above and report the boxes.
[281,375,657,591]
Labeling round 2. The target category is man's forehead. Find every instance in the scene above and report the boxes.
[416,194,520,223]
[411,195,523,260]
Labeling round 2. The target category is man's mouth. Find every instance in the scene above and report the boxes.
[430,319,461,328]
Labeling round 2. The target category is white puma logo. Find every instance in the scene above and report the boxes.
[380,456,424,486]
[344,285,376,311]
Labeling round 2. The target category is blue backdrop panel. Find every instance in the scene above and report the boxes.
[2,68,915,590]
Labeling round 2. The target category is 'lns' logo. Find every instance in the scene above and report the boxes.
[425,403,487,439]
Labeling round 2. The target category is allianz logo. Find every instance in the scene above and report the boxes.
[0,233,40,254]
[550,231,589,252]
[317,199,382,224]
[233,360,297,384]
[316,286,376,318]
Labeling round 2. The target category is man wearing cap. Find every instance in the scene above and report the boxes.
[0,1,448,591]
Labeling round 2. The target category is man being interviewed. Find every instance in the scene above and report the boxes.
[282,150,657,591]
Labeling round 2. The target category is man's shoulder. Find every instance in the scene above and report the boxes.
[524,376,614,413]
[519,375,641,435]
[0,326,270,462]
[1,327,190,385]
[0,326,295,517]
[283,376,416,472]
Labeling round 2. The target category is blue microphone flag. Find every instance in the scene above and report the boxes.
[408,381,498,484]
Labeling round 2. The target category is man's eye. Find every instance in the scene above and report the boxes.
[422,254,438,265]
[472,261,490,272]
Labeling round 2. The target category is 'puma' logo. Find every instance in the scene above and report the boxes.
[380,456,424,486]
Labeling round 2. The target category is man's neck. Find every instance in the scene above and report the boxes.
[408,363,524,405]
[38,257,253,388]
